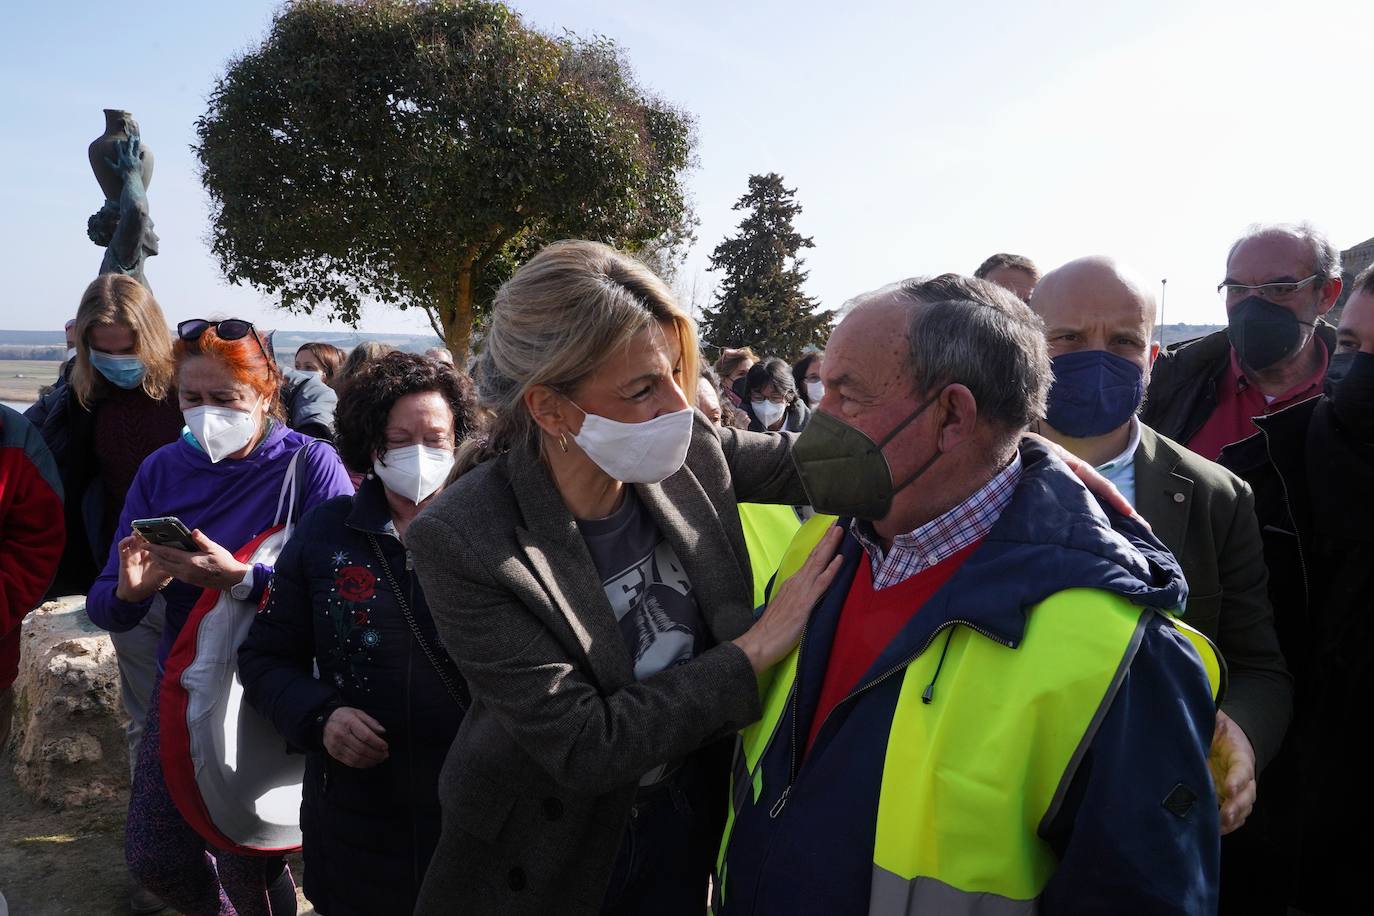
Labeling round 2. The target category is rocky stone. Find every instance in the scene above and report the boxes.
[9,597,127,808]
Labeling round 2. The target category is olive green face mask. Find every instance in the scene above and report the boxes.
[791,393,942,520]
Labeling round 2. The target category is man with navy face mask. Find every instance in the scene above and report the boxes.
[1030,258,1291,852]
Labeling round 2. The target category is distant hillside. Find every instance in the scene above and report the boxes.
[2,324,1228,358]
[0,328,442,361]
[268,330,441,358]
[1159,324,1223,346]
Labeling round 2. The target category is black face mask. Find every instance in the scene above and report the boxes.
[1324,350,1374,443]
[1227,295,1313,372]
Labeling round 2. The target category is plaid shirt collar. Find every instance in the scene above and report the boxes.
[851,453,1022,591]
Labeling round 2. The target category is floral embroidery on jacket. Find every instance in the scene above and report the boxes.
[336,565,377,602]
[325,563,381,690]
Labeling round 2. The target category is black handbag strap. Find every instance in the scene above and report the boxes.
[365,533,468,709]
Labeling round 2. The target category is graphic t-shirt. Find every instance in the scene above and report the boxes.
[577,487,703,681]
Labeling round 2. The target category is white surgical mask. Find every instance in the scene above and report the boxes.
[806,380,825,403]
[752,399,787,429]
[65,347,78,363]
[184,405,260,463]
[571,403,694,484]
[373,444,454,505]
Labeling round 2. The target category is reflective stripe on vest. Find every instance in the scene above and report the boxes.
[718,515,1224,914]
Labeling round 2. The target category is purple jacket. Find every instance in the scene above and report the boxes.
[87,422,353,664]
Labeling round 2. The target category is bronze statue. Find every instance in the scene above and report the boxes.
[87,110,158,287]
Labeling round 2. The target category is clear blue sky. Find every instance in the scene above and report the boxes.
[2,0,1371,338]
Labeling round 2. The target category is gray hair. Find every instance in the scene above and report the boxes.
[1227,222,1341,281]
[857,273,1051,433]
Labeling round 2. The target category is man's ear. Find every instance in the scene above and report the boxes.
[936,383,979,451]
[1318,278,1342,316]
[524,384,575,439]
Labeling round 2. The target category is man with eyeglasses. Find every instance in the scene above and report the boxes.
[1143,222,1340,461]
[1210,265,1374,915]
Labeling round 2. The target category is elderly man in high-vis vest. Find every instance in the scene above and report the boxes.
[715,276,1223,915]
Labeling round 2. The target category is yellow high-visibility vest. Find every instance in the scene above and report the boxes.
[717,515,1224,914]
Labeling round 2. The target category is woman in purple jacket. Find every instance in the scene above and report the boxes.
[86,319,353,916]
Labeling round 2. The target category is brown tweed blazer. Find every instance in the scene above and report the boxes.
[406,412,806,915]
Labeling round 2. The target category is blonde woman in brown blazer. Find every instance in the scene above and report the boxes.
[407,241,843,915]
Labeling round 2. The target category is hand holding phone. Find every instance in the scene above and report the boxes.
[115,531,174,603]
[132,522,251,594]
[131,516,199,552]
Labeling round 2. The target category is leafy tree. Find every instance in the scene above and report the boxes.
[196,0,696,360]
[700,173,832,361]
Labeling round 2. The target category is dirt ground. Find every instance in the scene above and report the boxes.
[0,744,314,916]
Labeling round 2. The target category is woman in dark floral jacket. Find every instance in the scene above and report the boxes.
[239,352,478,916]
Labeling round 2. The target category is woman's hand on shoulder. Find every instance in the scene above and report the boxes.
[732,525,845,673]
[144,529,251,591]
[323,707,389,769]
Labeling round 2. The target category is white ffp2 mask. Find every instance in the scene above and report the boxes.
[571,405,694,484]
[752,399,788,429]
[184,405,260,463]
[373,444,454,505]
[806,380,825,404]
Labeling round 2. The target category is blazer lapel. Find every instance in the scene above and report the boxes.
[636,464,754,644]
[1134,424,1193,560]
[507,445,635,692]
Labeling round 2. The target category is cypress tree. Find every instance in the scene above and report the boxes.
[700,173,833,360]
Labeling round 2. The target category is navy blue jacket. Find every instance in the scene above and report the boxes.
[720,442,1220,915]
[239,477,467,916]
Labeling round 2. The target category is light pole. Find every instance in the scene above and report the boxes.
[1159,278,1168,347]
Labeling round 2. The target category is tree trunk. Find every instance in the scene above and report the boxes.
[441,265,475,365]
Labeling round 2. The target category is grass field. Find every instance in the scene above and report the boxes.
[0,359,59,405]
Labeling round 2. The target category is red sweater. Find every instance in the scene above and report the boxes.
[806,541,981,754]
[0,406,65,687]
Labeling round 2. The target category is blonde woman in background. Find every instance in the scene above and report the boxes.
[25,273,182,915]
[407,240,843,916]
[335,341,396,390]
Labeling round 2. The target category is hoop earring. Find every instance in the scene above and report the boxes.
[558,433,569,453]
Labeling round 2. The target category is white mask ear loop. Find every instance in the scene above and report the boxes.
[557,395,590,455]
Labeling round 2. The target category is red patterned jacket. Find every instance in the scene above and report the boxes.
[0,404,64,687]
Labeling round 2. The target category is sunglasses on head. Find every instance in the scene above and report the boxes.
[177,319,274,366]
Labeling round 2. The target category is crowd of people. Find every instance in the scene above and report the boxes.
[0,221,1368,916]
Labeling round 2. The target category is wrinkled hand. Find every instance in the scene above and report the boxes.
[115,533,173,603]
[144,529,249,592]
[1030,433,1147,526]
[1210,709,1257,835]
[734,525,845,673]
[104,135,142,176]
[323,707,389,769]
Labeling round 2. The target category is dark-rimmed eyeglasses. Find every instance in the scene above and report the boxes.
[177,319,274,367]
[1217,275,1320,304]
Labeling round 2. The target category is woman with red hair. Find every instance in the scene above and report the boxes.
[86,318,353,915]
